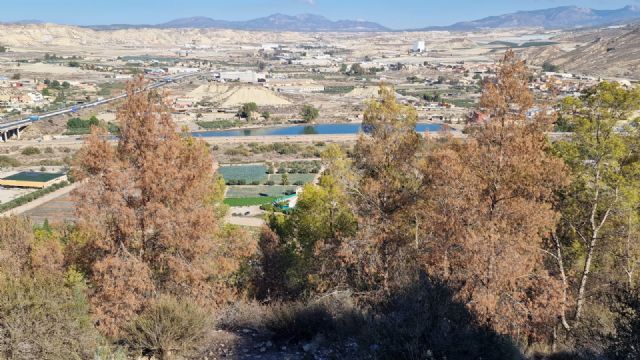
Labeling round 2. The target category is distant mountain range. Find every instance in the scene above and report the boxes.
[420,5,640,31]
[4,5,640,32]
[86,13,389,32]
[0,19,44,25]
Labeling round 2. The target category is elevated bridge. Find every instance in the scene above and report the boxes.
[0,72,201,141]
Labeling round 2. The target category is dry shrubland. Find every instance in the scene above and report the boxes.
[0,53,639,359]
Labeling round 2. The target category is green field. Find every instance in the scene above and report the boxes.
[218,165,268,184]
[218,163,319,186]
[224,197,277,207]
[225,185,299,207]
[226,185,298,198]
[221,163,318,207]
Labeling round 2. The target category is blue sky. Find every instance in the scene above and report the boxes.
[2,0,638,29]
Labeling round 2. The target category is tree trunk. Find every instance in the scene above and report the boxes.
[553,232,571,331]
[575,235,597,321]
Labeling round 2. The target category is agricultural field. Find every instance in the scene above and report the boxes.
[218,165,268,185]
[224,185,298,206]
[226,185,299,198]
[218,162,321,185]
[269,173,316,185]
[219,162,321,207]
[224,197,277,207]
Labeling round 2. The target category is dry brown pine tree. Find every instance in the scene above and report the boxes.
[347,85,425,294]
[420,50,569,341]
[73,77,226,336]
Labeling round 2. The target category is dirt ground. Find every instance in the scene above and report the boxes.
[201,328,358,360]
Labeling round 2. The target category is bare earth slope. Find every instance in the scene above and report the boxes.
[550,26,640,78]
[0,24,315,50]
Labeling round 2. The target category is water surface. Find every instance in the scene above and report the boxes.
[191,123,444,137]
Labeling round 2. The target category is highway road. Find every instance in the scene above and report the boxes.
[0,71,203,133]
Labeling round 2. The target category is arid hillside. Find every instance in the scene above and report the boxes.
[546,26,640,78]
[0,24,315,50]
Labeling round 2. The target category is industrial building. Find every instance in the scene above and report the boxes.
[412,41,426,53]
[0,172,67,189]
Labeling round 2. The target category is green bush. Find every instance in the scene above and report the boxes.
[124,296,210,360]
[238,102,258,119]
[260,203,275,211]
[300,104,319,123]
[67,116,99,129]
[21,146,41,156]
[0,276,98,359]
[0,155,20,167]
[606,288,640,359]
[226,179,247,186]
[196,120,244,130]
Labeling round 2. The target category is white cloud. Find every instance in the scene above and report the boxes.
[299,0,316,5]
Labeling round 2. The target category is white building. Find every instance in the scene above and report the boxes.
[166,67,200,75]
[213,71,266,83]
[412,41,426,53]
[262,43,281,52]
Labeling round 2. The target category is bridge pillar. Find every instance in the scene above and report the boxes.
[16,128,20,140]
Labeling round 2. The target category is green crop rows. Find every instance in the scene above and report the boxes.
[218,165,268,184]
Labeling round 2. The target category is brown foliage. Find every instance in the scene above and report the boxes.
[420,50,569,339]
[0,217,98,358]
[348,85,425,293]
[0,217,33,277]
[73,76,232,336]
[90,255,155,336]
[0,216,64,277]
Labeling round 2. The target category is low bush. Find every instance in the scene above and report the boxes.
[226,275,523,359]
[124,296,211,360]
[260,203,275,211]
[226,179,247,186]
[197,120,245,130]
[21,146,41,156]
[0,155,20,167]
[217,294,361,343]
[0,276,98,359]
[606,288,640,359]
[224,146,251,157]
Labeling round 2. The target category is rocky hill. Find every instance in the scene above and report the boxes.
[422,5,640,31]
[546,26,640,78]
